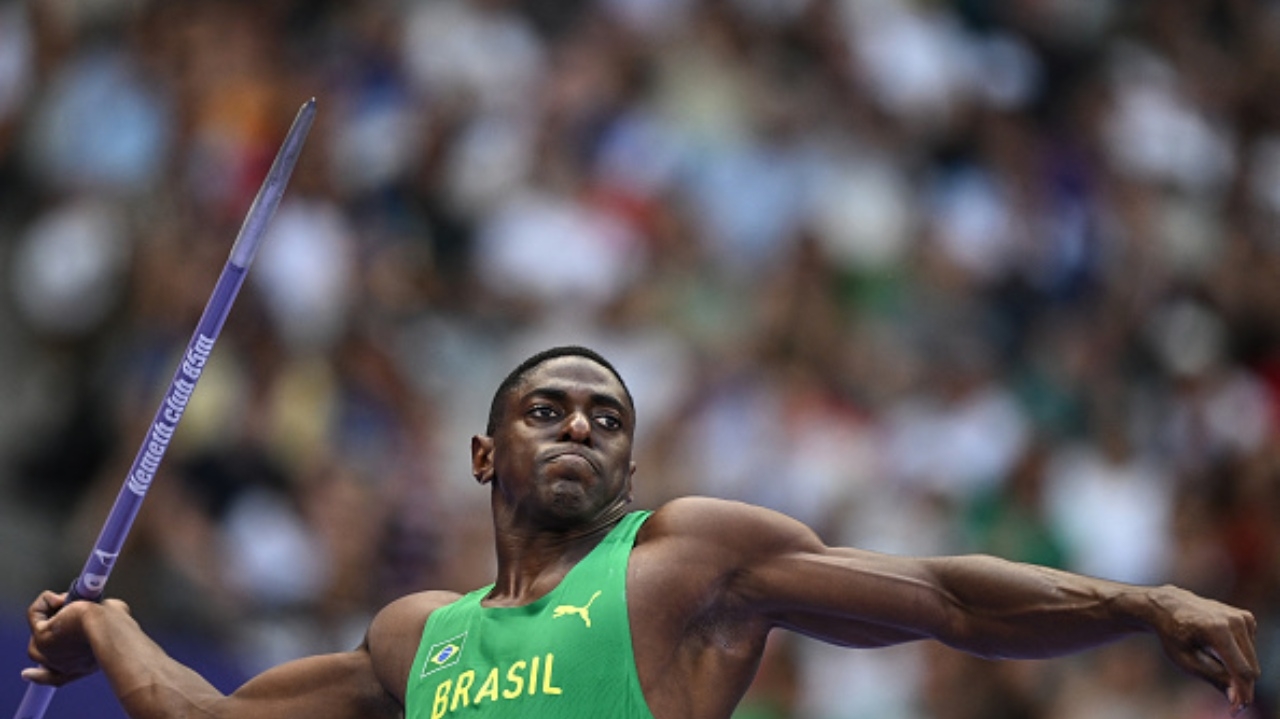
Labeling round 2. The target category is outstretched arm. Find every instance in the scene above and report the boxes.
[669,498,1260,715]
[25,592,402,719]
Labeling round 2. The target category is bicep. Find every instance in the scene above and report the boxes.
[655,498,956,649]
[689,501,955,648]
[740,544,957,648]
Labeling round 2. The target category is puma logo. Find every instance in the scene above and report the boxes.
[552,590,602,628]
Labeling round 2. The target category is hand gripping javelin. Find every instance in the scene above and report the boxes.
[14,98,317,719]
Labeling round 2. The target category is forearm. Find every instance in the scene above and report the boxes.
[713,499,1256,713]
[33,596,399,719]
[81,602,228,718]
[924,554,1163,659]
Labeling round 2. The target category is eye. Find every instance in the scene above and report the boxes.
[594,413,623,431]
[528,404,560,421]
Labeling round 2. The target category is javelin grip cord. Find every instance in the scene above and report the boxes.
[14,98,317,719]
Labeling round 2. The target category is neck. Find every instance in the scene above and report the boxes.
[486,496,632,606]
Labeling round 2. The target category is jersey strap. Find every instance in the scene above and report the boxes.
[406,511,656,719]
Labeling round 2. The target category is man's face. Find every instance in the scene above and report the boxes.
[474,355,636,524]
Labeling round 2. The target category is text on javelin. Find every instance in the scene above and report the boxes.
[126,334,215,496]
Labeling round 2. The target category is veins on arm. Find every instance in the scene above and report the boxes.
[654,498,943,651]
[706,500,1138,659]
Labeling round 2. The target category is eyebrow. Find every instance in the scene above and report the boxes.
[525,387,632,417]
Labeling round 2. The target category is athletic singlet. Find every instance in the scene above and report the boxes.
[404,511,657,719]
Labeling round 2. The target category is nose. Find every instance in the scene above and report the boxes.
[562,411,592,443]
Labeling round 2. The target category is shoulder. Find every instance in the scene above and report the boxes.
[368,590,465,649]
[635,496,825,565]
[372,590,464,628]
[365,590,465,703]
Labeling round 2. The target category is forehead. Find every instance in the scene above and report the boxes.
[516,356,625,397]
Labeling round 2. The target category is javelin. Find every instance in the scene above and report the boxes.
[14,97,317,719]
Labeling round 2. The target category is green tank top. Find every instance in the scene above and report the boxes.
[405,511,656,719]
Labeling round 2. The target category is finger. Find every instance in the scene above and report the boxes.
[23,644,97,685]
[32,593,95,637]
[1230,618,1260,711]
[1227,678,1253,715]
[1227,685,1253,718]
[1233,612,1260,675]
[102,598,131,616]
[21,665,73,688]
[28,591,61,624]
[24,641,79,676]
[27,640,48,669]
[1213,624,1260,709]
[21,666,54,685]
[1190,640,1256,715]
[22,640,61,687]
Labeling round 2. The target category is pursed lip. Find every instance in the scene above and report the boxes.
[539,446,602,474]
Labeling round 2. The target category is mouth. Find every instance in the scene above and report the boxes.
[541,447,601,475]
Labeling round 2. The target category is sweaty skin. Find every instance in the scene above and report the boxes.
[26,354,1261,719]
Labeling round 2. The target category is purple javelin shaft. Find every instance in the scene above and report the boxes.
[15,98,316,719]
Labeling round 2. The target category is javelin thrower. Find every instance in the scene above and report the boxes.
[17,111,1259,719]
[13,97,317,719]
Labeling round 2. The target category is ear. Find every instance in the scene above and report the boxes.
[625,460,637,502]
[471,435,495,485]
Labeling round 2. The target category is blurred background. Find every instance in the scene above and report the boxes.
[0,0,1277,716]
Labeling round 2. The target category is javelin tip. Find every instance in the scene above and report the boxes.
[227,97,317,269]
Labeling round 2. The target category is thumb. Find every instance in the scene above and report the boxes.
[21,665,69,687]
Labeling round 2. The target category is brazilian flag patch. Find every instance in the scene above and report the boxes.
[422,632,468,677]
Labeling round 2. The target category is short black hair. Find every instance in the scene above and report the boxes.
[485,346,634,435]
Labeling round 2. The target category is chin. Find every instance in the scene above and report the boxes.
[543,484,611,523]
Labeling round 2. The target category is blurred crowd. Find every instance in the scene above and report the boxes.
[0,0,1278,717]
